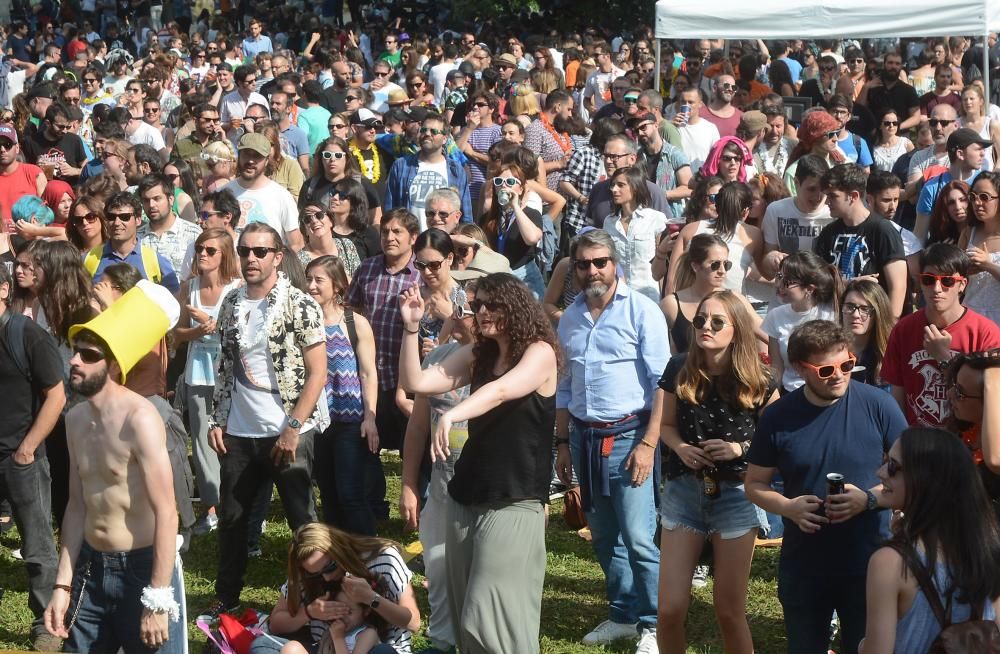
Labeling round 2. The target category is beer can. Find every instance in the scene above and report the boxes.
[826,473,845,496]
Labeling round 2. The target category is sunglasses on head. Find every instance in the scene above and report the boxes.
[302,559,339,580]
[414,259,445,272]
[574,256,611,271]
[195,244,219,255]
[321,150,346,160]
[882,453,903,476]
[74,346,106,364]
[72,213,100,224]
[800,353,856,379]
[493,176,518,187]
[706,259,733,272]
[237,245,279,258]
[470,299,500,314]
[692,314,729,331]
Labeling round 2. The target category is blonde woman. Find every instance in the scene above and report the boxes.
[201,140,237,194]
[958,84,1000,169]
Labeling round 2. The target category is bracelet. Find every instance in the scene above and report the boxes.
[53,583,72,593]
[404,327,419,334]
[554,437,570,447]
[639,439,658,449]
[140,586,181,622]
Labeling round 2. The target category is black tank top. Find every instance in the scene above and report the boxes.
[670,293,692,354]
[448,383,556,505]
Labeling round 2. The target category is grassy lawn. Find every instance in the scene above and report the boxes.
[0,454,787,653]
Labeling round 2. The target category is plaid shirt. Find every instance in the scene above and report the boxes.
[138,215,203,279]
[560,144,604,231]
[525,119,572,190]
[345,254,419,391]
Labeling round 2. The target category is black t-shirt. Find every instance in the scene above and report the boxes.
[298,175,383,214]
[0,315,64,459]
[321,87,349,114]
[21,130,87,183]
[867,81,919,125]
[813,214,904,281]
[495,205,543,270]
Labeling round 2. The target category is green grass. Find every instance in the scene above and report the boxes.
[0,454,787,653]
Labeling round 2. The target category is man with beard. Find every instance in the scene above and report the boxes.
[269,92,310,173]
[376,106,465,162]
[348,108,393,200]
[524,89,575,191]
[223,133,303,250]
[701,74,742,138]
[632,112,690,216]
[138,173,203,275]
[858,51,921,131]
[0,125,46,230]
[586,134,671,226]
[172,103,225,179]
[746,320,907,654]
[44,282,183,653]
[321,59,353,114]
[799,55,842,108]
[554,228,667,653]
[21,102,87,185]
[83,191,180,293]
[753,108,797,177]
[383,112,472,230]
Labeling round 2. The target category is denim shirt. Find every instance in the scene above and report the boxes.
[603,206,668,304]
[557,282,669,422]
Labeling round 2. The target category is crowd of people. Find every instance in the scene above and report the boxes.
[4,2,1000,654]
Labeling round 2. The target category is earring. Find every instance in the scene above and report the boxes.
[335,293,344,305]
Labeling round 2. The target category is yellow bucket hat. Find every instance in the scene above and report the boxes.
[68,280,180,383]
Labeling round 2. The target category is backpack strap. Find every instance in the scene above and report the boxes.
[887,541,951,629]
[343,306,359,351]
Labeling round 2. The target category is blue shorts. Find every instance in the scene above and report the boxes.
[658,474,766,540]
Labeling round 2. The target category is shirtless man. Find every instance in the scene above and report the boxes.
[44,326,181,653]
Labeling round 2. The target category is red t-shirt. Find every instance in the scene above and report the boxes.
[882,308,1000,427]
[0,162,43,228]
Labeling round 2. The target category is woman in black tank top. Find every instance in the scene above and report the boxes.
[397,273,560,654]
[664,233,731,354]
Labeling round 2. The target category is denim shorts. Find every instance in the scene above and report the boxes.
[659,474,766,540]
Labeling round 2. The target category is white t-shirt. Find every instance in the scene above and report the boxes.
[128,120,166,150]
[429,61,458,105]
[6,70,25,107]
[408,158,450,231]
[762,303,837,391]
[762,196,833,254]
[678,119,720,171]
[227,297,288,437]
[584,66,624,110]
[224,179,299,242]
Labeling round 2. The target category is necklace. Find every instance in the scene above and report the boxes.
[235,276,289,351]
[962,424,984,464]
[540,112,571,154]
[349,141,381,183]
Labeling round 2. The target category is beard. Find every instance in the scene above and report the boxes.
[583,281,610,297]
[70,367,109,397]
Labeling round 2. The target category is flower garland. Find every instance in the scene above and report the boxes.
[349,141,381,183]
[235,274,289,352]
[540,112,572,154]
[962,424,985,465]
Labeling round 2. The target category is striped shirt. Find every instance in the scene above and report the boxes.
[324,324,364,422]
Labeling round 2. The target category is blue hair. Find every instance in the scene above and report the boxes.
[12,195,54,226]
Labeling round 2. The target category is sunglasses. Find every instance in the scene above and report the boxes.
[105,212,134,222]
[83,77,99,83]
[414,259,445,272]
[969,191,1000,204]
[623,96,639,104]
[470,299,500,313]
[194,244,219,255]
[820,65,837,72]
[574,256,611,271]
[73,346,106,364]
[199,210,222,221]
[359,122,384,130]
[493,176,519,187]
[420,127,446,136]
[775,272,800,288]
[929,119,955,128]
[472,102,490,108]
[800,353,857,379]
[706,259,733,272]
[454,244,474,259]
[824,130,840,140]
[345,96,358,103]
[321,150,346,160]
[920,272,966,287]
[454,304,475,319]
[882,453,903,477]
[302,559,339,580]
[842,302,874,318]
[302,210,325,222]
[882,120,899,127]
[692,314,730,331]
[144,106,160,113]
[373,71,391,77]
[718,83,736,91]
[720,154,742,163]
[328,123,348,130]
[425,209,453,220]
[237,245,279,258]
[72,213,100,224]
[706,193,719,203]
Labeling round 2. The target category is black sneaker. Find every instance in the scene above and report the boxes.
[198,598,240,623]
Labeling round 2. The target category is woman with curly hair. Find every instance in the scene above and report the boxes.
[657,289,777,654]
[250,522,420,654]
[398,272,559,654]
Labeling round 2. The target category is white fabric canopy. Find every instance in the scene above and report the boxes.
[654,0,1000,40]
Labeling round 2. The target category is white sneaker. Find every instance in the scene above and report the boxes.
[11,548,22,560]
[582,619,638,645]
[635,627,659,654]
[692,565,709,588]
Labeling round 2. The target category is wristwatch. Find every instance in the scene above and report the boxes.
[370,594,381,609]
[865,489,879,511]
[287,416,303,430]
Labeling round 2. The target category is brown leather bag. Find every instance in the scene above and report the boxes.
[563,486,588,529]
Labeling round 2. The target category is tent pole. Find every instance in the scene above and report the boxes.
[986,29,991,104]
[655,39,662,93]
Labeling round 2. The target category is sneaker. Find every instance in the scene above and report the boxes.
[33,633,62,652]
[192,513,219,536]
[198,598,240,623]
[691,565,709,589]
[248,546,263,558]
[11,548,22,560]
[582,619,638,645]
[635,627,658,654]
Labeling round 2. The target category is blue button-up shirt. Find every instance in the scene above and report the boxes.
[90,241,180,293]
[557,281,669,422]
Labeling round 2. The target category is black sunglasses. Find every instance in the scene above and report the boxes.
[105,212,134,222]
[414,259,446,272]
[74,346,106,364]
[929,119,955,128]
[302,559,339,580]
[195,245,219,255]
[574,256,611,271]
[707,259,733,272]
[237,245,279,258]
[882,453,903,476]
[469,299,500,313]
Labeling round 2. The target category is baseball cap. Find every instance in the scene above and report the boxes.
[740,110,768,133]
[948,127,993,153]
[27,83,57,100]
[0,124,18,145]
[627,112,657,130]
[237,132,272,157]
[351,108,382,127]
[405,106,430,123]
[451,246,512,280]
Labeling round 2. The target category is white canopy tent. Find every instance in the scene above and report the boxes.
[653,0,1000,95]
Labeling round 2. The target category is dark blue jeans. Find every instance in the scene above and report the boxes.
[0,454,57,637]
[777,568,867,654]
[65,542,184,654]
[315,421,382,536]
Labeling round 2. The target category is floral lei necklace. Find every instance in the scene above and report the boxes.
[349,140,381,183]
[540,112,572,154]
[962,424,985,465]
